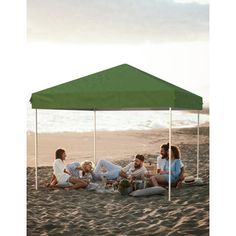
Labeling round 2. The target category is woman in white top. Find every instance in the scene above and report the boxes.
[52,149,88,190]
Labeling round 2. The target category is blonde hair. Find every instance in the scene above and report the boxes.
[81,160,95,170]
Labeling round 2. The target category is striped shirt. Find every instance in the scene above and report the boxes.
[122,163,147,179]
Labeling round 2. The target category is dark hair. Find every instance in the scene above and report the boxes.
[135,154,144,162]
[55,149,65,160]
[161,143,169,152]
[170,146,180,159]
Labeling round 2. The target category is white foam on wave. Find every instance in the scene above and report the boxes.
[27,104,209,133]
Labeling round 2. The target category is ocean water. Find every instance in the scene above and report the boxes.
[27,103,209,133]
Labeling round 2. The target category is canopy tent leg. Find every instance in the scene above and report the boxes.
[168,107,172,201]
[196,111,200,179]
[35,109,38,190]
[93,110,97,164]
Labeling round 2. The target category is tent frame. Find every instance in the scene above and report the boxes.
[34,108,201,201]
[93,110,97,164]
[197,111,200,179]
[35,109,38,190]
[168,108,172,201]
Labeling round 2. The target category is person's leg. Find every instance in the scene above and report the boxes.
[46,174,58,187]
[94,160,106,173]
[150,175,158,186]
[156,175,168,186]
[65,177,88,190]
[94,160,121,174]
[176,168,185,188]
[103,169,120,180]
[91,171,101,181]
[176,180,183,189]
[150,175,168,187]
[50,177,58,187]
[93,160,104,180]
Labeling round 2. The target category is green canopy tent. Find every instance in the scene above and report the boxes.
[30,64,203,200]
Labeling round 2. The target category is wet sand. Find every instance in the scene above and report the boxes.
[27,124,209,167]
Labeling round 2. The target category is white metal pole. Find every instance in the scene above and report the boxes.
[196,111,200,179]
[93,110,96,164]
[35,109,38,190]
[168,107,172,201]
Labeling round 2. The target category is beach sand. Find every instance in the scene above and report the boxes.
[27,124,209,235]
[27,123,209,167]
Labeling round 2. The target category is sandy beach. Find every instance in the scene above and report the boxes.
[27,124,209,235]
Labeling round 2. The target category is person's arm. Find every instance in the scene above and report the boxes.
[144,170,152,178]
[122,163,132,173]
[119,163,132,178]
[180,160,184,168]
[119,169,128,178]
[131,166,147,178]
[160,159,171,174]
[171,160,181,179]
[159,170,168,174]
[157,156,168,174]
[178,167,185,181]
[156,156,161,174]
[64,169,71,175]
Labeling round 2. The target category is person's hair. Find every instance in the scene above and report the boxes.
[55,149,65,159]
[170,145,181,159]
[160,143,169,152]
[81,161,94,170]
[135,154,144,162]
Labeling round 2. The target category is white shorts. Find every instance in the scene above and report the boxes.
[57,174,73,187]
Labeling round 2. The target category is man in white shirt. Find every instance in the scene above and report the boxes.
[156,143,169,173]
[120,154,147,180]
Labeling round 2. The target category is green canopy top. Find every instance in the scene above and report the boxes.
[30,64,202,110]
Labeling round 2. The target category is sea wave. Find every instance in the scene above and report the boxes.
[27,104,209,133]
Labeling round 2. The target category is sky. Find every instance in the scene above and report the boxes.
[27,0,208,44]
[27,0,209,106]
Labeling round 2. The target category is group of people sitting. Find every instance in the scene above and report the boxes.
[47,143,185,191]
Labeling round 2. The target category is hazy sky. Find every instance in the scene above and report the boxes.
[27,0,209,106]
[28,0,208,44]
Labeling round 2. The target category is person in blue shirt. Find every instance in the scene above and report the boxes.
[66,161,94,179]
[150,145,182,187]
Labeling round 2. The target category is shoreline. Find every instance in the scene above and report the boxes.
[26,121,209,135]
[27,124,209,167]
